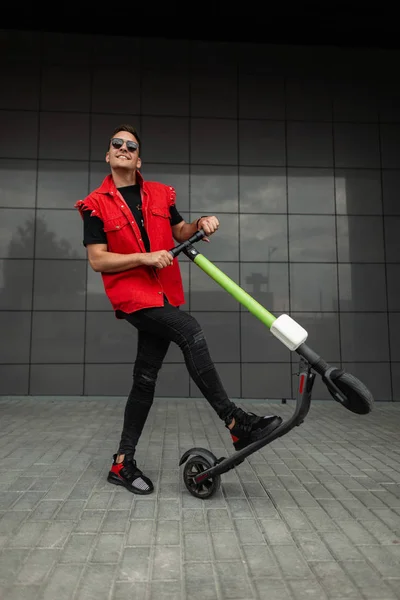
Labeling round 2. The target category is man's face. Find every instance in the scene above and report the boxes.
[106,131,141,171]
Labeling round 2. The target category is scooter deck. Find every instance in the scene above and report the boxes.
[180,359,316,484]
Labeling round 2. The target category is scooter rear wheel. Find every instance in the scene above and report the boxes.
[183,455,221,499]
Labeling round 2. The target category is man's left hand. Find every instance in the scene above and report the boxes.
[197,216,219,242]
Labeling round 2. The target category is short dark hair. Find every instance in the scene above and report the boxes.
[108,124,141,154]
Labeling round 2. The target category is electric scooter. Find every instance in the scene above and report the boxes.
[168,229,374,499]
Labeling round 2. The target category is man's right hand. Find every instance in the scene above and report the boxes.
[142,250,174,269]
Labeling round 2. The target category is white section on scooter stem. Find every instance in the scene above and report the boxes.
[270,314,308,350]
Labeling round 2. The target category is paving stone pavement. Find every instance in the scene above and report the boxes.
[0,396,400,600]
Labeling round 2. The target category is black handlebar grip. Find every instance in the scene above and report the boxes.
[169,229,206,258]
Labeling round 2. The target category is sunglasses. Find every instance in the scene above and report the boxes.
[110,138,139,152]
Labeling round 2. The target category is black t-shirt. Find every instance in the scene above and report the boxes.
[83,184,183,252]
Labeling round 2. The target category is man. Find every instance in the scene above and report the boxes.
[75,124,282,495]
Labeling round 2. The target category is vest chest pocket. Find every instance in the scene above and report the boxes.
[150,207,170,219]
[102,215,133,252]
[103,215,130,233]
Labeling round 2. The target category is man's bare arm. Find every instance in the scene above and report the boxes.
[172,216,220,243]
[87,244,173,273]
[171,220,198,243]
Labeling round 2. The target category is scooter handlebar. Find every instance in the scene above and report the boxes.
[169,229,206,258]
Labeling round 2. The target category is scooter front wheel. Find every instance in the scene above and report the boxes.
[324,370,374,415]
[183,455,221,499]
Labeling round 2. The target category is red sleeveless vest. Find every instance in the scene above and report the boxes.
[75,172,185,314]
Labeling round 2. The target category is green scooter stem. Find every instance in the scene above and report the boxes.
[186,249,277,330]
[185,246,318,366]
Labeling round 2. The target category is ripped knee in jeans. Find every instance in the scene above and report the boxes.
[192,330,205,345]
[133,364,159,394]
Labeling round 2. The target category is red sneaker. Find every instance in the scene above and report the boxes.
[107,454,154,494]
[226,408,282,451]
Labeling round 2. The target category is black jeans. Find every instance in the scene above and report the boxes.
[117,300,236,457]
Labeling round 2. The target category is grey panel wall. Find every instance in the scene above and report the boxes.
[1,30,399,401]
